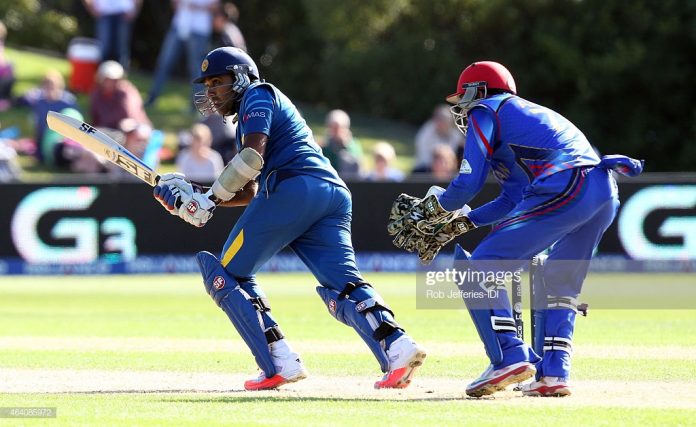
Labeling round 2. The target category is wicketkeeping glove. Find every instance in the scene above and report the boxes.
[387,194,457,244]
[415,216,476,264]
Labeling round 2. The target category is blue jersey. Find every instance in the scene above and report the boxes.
[440,94,600,225]
[235,82,346,192]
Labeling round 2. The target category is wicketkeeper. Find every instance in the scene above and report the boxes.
[389,61,643,397]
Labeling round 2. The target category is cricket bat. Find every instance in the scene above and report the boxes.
[46,110,160,186]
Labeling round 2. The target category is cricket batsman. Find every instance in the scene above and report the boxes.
[152,47,426,390]
[388,61,643,397]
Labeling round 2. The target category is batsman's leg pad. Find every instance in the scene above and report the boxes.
[197,251,280,378]
[455,244,539,368]
[316,282,404,373]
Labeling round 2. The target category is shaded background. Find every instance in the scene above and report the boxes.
[1,0,694,171]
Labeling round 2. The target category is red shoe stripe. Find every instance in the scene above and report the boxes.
[244,374,286,391]
[534,384,569,394]
[489,365,529,385]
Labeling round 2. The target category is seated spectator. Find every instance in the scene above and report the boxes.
[364,141,404,182]
[0,20,15,112]
[121,118,157,165]
[200,114,237,163]
[320,109,363,178]
[90,60,150,130]
[41,108,107,173]
[413,104,465,173]
[0,122,21,182]
[16,70,79,162]
[212,2,247,51]
[429,144,458,181]
[176,123,224,183]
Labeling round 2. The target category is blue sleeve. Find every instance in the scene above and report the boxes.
[439,108,495,211]
[468,191,517,226]
[239,86,275,137]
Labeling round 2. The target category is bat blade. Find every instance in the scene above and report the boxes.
[46,111,160,187]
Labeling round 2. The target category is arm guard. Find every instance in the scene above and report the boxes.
[211,147,264,202]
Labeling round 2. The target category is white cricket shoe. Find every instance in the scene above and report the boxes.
[466,361,536,397]
[374,335,427,389]
[244,339,308,391]
[521,376,571,397]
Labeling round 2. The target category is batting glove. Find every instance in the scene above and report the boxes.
[177,190,216,227]
[154,173,193,214]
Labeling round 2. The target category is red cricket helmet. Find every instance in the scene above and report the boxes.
[445,61,517,104]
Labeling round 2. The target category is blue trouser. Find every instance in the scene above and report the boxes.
[95,13,132,69]
[218,175,402,371]
[221,175,362,286]
[147,26,210,106]
[472,166,619,377]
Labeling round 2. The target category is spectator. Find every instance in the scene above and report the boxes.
[102,118,155,180]
[145,0,220,109]
[53,108,109,173]
[413,104,465,172]
[90,60,150,130]
[0,122,21,182]
[82,0,142,69]
[16,70,79,162]
[364,141,404,182]
[176,122,224,182]
[212,2,246,51]
[201,113,237,162]
[0,20,15,112]
[430,143,458,181]
[320,109,363,178]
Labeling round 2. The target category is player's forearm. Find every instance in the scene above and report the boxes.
[218,181,257,207]
[439,125,490,211]
[467,192,516,226]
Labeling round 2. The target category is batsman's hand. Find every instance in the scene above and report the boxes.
[153,173,193,215]
[178,190,216,227]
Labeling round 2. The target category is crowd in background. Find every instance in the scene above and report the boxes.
[0,1,462,184]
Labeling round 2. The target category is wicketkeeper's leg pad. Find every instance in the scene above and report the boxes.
[316,282,404,373]
[455,244,539,368]
[537,298,578,379]
[197,251,281,378]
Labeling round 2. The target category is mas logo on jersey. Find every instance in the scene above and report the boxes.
[201,59,209,72]
[213,276,225,290]
[328,299,337,314]
[242,111,266,123]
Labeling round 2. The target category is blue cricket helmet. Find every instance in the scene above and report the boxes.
[193,47,259,83]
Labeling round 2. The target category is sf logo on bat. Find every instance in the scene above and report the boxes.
[104,148,155,183]
[79,122,97,135]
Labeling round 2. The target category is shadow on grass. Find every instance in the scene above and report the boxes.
[27,389,483,402]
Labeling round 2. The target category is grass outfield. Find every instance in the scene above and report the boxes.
[0,273,695,426]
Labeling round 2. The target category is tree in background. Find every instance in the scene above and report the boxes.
[2,0,694,170]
